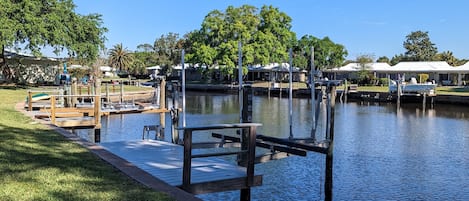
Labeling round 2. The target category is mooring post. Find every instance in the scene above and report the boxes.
[324,83,336,201]
[423,92,427,107]
[238,86,253,167]
[50,95,56,124]
[171,81,180,144]
[120,82,124,104]
[160,78,166,133]
[94,79,102,143]
[105,83,110,104]
[65,84,71,107]
[71,77,77,107]
[396,81,401,107]
[28,91,33,111]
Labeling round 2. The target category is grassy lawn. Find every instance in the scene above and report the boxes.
[0,86,172,201]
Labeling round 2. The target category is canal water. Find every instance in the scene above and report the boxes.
[76,92,469,201]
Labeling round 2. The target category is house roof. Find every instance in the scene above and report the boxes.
[328,61,469,73]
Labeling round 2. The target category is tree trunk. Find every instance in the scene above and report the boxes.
[0,45,9,83]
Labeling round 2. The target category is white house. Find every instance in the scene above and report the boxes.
[325,61,469,86]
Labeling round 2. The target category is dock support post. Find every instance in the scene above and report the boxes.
[71,78,77,107]
[171,81,180,144]
[396,81,401,107]
[65,84,71,107]
[28,91,33,111]
[51,96,56,124]
[182,129,192,190]
[240,189,251,201]
[422,92,427,110]
[120,82,124,104]
[324,84,336,201]
[94,79,102,143]
[160,78,166,134]
[105,83,110,104]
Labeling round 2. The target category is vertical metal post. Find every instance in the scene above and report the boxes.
[160,79,166,132]
[181,50,186,127]
[288,48,293,139]
[310,46,316,140]
[238,41,243,123]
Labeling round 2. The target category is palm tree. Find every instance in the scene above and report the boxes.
[108,43,134,72]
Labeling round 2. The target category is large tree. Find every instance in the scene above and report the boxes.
[376,56,390,64]
[293,35,348,70]
[108,43,133,72]
[187,5,296,80]
[403,31,437,61]
[153,32,184,73]
[0,0,107,82]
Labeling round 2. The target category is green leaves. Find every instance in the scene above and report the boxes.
[293,35,348,70]
[187,5,297,78]
[108,43,134,72]
[403,31,437,61]
[1,0,107,61]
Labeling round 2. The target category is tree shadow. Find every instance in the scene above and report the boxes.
[0,123,172,201]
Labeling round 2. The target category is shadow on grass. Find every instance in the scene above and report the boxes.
[0,123,172,201]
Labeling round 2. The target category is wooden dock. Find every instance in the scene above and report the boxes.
[100,139,262,194]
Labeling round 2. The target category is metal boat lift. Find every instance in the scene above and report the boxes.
[166,45,341,201]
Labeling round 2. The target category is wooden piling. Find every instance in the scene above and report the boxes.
[105,83,110,103]
[324,84,337,201]
[120,82,124,104]
[28,91,33,111]
[94,79,102,143]
[50,96,56,124]
[71,78,77,106]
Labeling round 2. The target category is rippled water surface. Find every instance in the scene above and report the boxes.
[77,93,469,201]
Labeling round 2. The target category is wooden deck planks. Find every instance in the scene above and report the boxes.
[99,140,247,187]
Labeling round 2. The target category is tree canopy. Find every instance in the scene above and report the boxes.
[184,5,298,79]
[403,31,437,61]
[108,43,133,72]
[293,35,348,70]
[1,0,107,81]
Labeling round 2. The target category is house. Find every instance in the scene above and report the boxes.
[324,61,469,86]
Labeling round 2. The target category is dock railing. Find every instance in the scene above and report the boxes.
[180,123,262,199]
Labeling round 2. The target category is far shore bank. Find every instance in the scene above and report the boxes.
[184,83,469,105]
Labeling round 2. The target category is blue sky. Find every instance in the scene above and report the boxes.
[69,0,469,60]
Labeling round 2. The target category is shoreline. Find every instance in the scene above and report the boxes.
[185,83,469,105]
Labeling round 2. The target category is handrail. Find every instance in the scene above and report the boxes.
[180,123,261,191]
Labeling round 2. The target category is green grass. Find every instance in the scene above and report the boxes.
[0,87,173,201]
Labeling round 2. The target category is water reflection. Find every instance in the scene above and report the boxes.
[75,93,469,200]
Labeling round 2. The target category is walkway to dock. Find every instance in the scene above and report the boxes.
[16,102,201,201]
[100,140,247,187]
